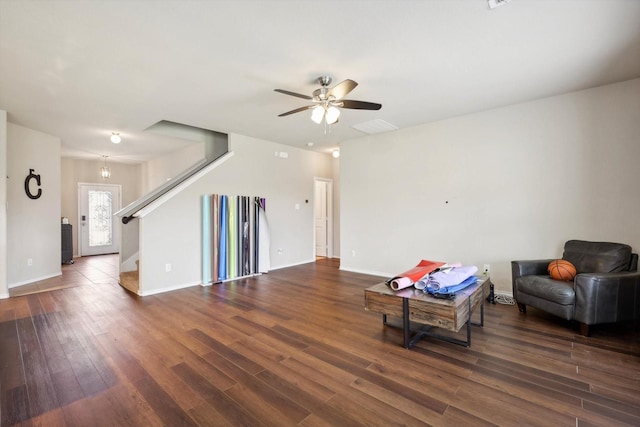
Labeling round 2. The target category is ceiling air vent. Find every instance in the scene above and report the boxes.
[488,0,512,9]
[352,119,398,135]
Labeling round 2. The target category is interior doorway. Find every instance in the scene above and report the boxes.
[77,183,121,256]
[314,178,333,258]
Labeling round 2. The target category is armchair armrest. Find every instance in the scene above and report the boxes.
[511,259,554,300]
[574,271,640,325]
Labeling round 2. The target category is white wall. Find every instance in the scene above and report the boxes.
[61,158,142,258]
[137,133,333,295]
[7,123,61,286]
[341,78,640,294]
[0,111,7,298]
[141,142,204,193]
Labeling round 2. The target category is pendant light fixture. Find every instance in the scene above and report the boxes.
[100,155,111,180]
[110,132,121,144]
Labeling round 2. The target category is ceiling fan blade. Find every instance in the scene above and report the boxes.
[278,105,314,117]
[327,79,357,100]
[340,100,382,110]
[274,89,312,100]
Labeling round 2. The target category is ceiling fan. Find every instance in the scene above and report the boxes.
[274,76,382,125]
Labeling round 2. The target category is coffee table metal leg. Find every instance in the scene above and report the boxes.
[376,284,486,349]
[403,298,410,349]
[410,296,475,348]
[470,294,484,327]
[466,297,472,346]
[379,302,418,349]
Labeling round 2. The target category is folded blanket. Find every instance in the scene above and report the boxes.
[427,275,478,297]
[416,265,478,291]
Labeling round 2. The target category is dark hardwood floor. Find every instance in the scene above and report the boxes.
[1,255,639,426]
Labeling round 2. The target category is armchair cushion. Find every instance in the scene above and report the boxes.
[511,259,554,301]
[562,240,632,273]
[517,276,575,305]
[515,275,575,320]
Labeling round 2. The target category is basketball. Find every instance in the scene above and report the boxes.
[548,259,577,281]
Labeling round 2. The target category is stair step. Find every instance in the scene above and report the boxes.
[119,271,139,294]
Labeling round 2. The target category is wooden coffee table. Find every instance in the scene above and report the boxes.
[364,276,490,349]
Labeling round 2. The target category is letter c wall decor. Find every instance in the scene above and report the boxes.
[24,168,42,199]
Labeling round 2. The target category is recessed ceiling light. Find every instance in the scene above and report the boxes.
[306,142,314,147]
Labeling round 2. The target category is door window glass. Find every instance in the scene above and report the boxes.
[88,190,113,247]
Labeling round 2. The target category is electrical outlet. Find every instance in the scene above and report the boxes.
[27,258,33,266]
[352,250,356,257]
[277,248,283,255]
[165,263,172,272]
[483,264,490,275]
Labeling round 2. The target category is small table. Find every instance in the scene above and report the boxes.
[364,276,490,349]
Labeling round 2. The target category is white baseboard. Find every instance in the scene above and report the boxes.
[201,273,263,286]
[339,266,390,278]
[137,280,201,297]
[9,272,62,288]
[269,258,316,270]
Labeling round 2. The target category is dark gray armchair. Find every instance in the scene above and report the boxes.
[511,240,640,336]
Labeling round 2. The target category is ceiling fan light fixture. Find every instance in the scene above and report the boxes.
[311,105,325,124]
[276,77,380,125]
[110,132,121,144]
[325,106,340,124]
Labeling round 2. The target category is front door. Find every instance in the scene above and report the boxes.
[78,183,121,256]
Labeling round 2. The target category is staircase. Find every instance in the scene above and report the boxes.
[119,260,139,293]
[116,129,229,295]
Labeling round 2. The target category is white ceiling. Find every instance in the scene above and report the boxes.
[1,0,639,164]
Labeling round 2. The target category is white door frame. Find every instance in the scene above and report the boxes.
[313,177,333,258]
[77,182,122,257]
